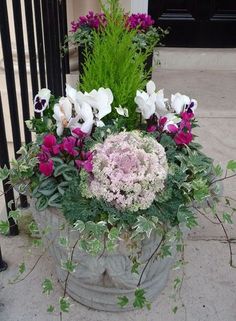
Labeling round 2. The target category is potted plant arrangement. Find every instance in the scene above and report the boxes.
[0,0,236,318]
[64,6,168,79]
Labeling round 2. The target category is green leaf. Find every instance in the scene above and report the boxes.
[177,206,198,229]
[19,262,26,274]
[222,212,233,224]
[117,296,129,308]
[0,220,9,235]
[59,297,70,313]
[61,260,77,273]
[58,181,69,195]
[59,237,69,247]
[35,195,49,211]
[160,244,172,258]
[133,216,156,238]
[0,165,9,181]
[42,278,54,295]
[8,209,21,220]
[213,164,223,177]
[47,305,55,313]
[38,178,58,196]
[108,227,119,241]
[133,288,147,309]
[48,193,62,208]
[227,160,236,172]
[131,259,140,275]
[172,306,178,314]
[28,221,39,235]
[173,277,181,290]
[73,220,85,233]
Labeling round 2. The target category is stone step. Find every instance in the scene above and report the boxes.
[156,48,236,71]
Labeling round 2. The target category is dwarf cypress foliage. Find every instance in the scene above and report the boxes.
[79,0,153,129]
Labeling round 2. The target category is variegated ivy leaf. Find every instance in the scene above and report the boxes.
[0,220,9,235]
[42,278,54,295]
[73,220,85,233]
[0,165,9,181]
[9,209,21,220]
[133,216,156,238]
[19,262,26,274]
[59,237,69,247]
[59,297,70,313]
[61,260,77,273]
[87,239,103,255]
[227,160,236,172]
[108,227,119,241]
[35,195,48,211]
[85,221,108,238]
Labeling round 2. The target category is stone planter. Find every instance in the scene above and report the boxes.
[32,205,176,312]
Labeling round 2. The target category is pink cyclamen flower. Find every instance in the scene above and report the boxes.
[61,136,78,157]
[41,134,60,155]
[75,152,93,173]
[72,127,87,139]
[174,131,193,145]
[39,159,54,176]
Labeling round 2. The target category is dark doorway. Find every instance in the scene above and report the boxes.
[148,0,236,47]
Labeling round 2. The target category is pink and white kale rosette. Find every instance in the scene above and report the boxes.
[88,131,168,212]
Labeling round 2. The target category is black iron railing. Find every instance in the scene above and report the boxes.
[0,0,69,265]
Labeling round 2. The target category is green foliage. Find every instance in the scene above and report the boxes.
[79,3,151,130]
[133,288,150,309]
[59,297,70,313]
[132,26,168,50]
[117,296,129,308]
[42,278,54,295]
[61,260,77,273]
[0,165,9,181]
[0,220,9,235]
[177,206,198,229]
[47,305,55,313]
[227,160,236,172]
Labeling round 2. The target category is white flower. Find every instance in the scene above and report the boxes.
[171,93,190,114]
[34,88,51,113]
[162,113,181,133]
[74,102,94,134]
[53,97,78,136]
[115,105,129,117]
[135,80,157,119]
[82,87,113,121]
[155,89,168,116]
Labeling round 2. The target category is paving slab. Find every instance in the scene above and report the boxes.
[1,234,235,321]
[152,69,236,118]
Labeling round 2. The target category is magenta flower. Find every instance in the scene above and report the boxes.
[127,13,154,31]
[39,159,54,176]
[174,131,193,145]
[43,134,57,148]
[41,134,60,155]
[71,11,106,32]
[61,137,79,157]
[75,151,93,173]
[72,128,87,139]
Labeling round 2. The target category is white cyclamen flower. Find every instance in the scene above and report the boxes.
[53,97,78,136]
[155,89,168,116]
[135,80,157,119]
[34,88,51,113]
[171,93,191,114]
[115,105,129,117]
[82,87,113,121]
[74,102,94,134]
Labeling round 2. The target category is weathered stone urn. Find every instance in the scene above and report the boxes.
[32,205,176,312]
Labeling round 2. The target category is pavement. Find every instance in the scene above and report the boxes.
[1,56,236,321]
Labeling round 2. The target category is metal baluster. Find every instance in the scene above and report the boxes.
[12,0,32,144]
[0,92,19,236]
[0,0,28,210]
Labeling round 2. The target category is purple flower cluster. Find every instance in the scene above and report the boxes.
[71,11,106,32]
[126,13,154,31]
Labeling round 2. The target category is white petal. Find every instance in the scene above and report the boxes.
[146,80,156,95]
[96,120,105,127]
[38,88,51,101]
[53,103,64,122]
[66,84,78,102]
[59,97,72,120]
[56,123,64,136]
